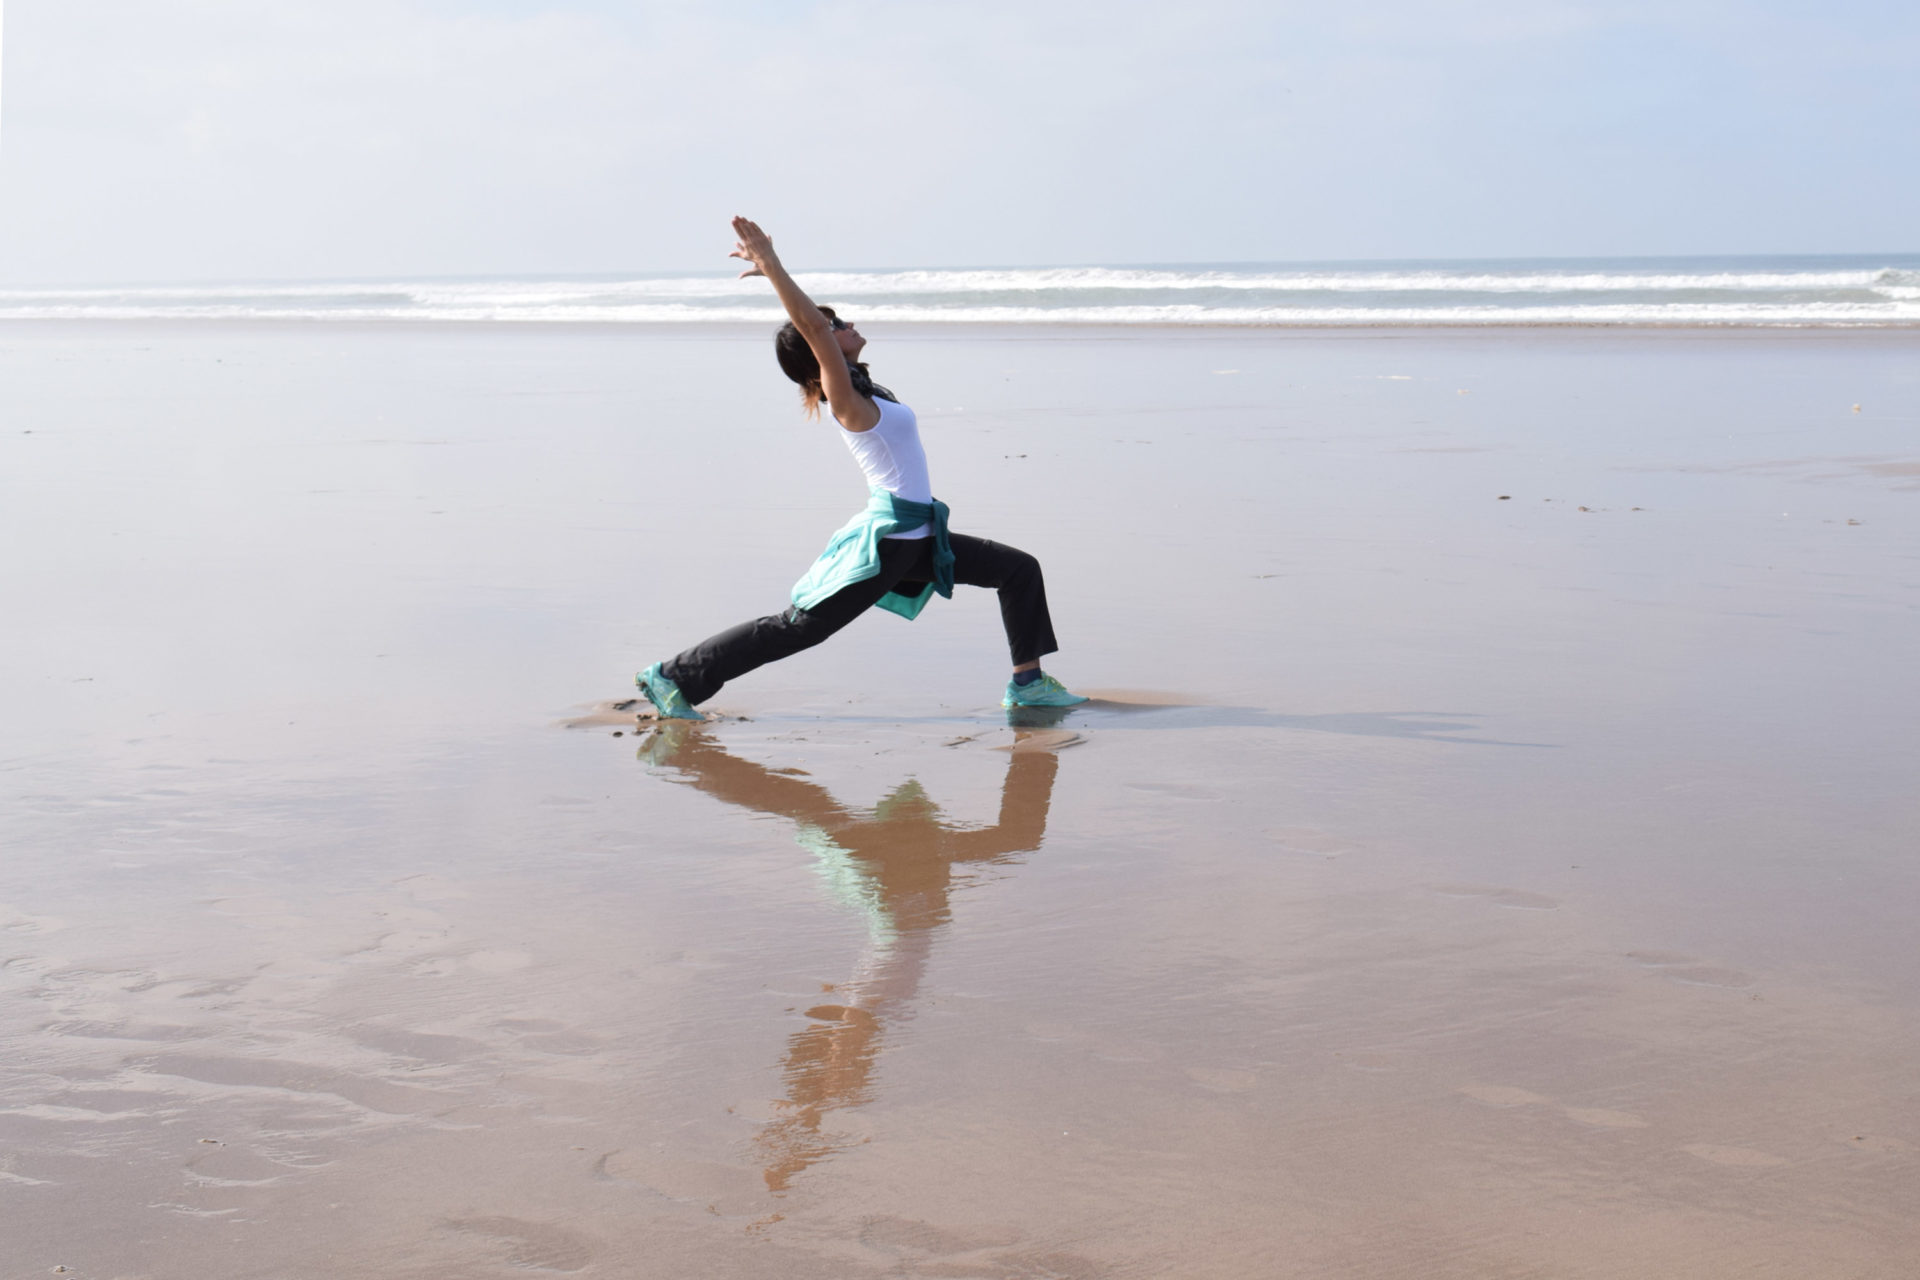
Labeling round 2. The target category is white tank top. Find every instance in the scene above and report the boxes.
[835,395,931,539]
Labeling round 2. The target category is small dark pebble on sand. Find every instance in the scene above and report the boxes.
[1497,495,1510,500]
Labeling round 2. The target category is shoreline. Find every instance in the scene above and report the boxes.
[5,316,1920,337]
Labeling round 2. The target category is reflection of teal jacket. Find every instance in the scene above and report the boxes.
[791,486,955,620]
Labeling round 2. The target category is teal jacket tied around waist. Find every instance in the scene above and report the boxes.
[791,487,954,620]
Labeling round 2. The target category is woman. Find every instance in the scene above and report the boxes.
[634,216,1088,720]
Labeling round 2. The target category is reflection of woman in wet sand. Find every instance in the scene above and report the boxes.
[639,726,1059,1191]
[633,216,1088,722]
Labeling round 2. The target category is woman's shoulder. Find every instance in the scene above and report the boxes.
[827,394,878,433]
[832,392,911,434]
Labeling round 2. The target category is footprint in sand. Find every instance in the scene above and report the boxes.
[1433,884,1560,910]
[1628,951,1755,989]
[1683,1144,1790,1168]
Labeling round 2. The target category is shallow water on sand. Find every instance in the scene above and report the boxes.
[2,323,1918,1276]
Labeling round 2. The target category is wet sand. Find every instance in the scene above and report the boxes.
[3,322,1918,1276]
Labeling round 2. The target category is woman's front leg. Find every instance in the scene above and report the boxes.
[946,533,1060,667]
[663,541,927,704]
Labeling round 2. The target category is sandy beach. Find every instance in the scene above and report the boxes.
[3,320,1917,1277]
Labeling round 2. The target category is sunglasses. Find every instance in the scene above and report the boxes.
[827,315,854,332]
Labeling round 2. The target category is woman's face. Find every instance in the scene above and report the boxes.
[831,317,866,361]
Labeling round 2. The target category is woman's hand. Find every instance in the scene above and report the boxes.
[728,216,869,425]
[729,216,779,279]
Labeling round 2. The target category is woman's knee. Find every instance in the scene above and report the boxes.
[953,535,1041,591]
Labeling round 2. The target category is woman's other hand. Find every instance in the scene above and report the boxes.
[730,216,777,278]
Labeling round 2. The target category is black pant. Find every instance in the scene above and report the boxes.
[663,533,1059,706]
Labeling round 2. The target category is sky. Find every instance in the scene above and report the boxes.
[0,0,1915,283]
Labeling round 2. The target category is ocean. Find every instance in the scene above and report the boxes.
[3,253,1916,326]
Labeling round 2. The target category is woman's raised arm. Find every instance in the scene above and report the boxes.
[730,216,878,430]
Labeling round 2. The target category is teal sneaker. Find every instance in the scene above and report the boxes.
[636,662,704,721]
[1002,672,1090,709]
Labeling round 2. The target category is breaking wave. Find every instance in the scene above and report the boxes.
[5,255,1917,326]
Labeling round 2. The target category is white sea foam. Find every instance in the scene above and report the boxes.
[7,301,1915,326]
[4,257,1917,326]
[787,266,1920,295]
